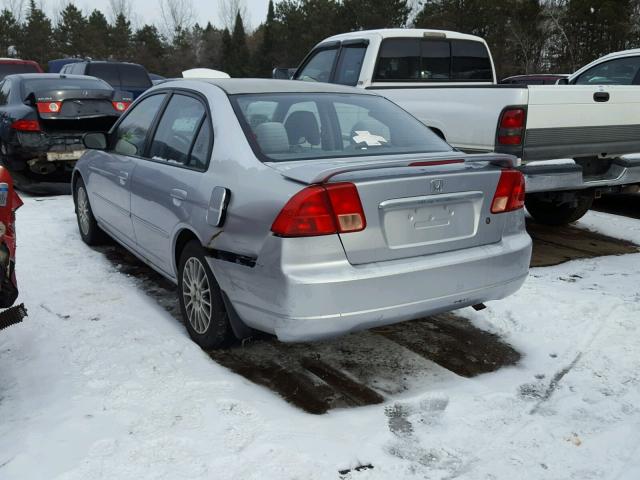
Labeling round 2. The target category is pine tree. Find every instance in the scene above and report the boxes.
[342,0,411,29]
[0,10,19,58]
[254,0,276,77]
[202,22,223,70]
[132,25,167,75]
[55,3,87,58]
[229,12,250,77]
[221,27,233,74]
[85,9,110,60]
[20,0,53,66]
[109,13,132,60]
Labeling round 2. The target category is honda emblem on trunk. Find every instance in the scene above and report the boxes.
[431,179,444,193]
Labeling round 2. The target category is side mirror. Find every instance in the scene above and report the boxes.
[556,78,569,85]
[83,132,108,150]
[272,67,297,80]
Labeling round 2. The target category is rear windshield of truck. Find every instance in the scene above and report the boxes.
[22,78,112,97]
[87,63,151,89]
[231,92,452,162]
[375,38,492,82]
[0,63,39,79]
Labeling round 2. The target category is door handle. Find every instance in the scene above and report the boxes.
[594,91,610,102]
[170,189,188,204]
[118,171,129,185]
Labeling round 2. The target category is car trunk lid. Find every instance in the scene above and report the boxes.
[269,154,515,265]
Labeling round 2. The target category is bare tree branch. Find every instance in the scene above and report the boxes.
[218,0,249,30]
[2,0,26,23]
[160,0,194,40]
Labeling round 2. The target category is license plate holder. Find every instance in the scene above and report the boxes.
[46,150,85,161]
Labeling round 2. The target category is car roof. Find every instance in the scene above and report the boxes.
[155,78,373,95]
[74,60,145,67]
[0,58,38,64]
[322,28,486,45]
[7,73,99,80]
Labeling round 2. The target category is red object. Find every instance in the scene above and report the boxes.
[0,166,22,307]
[10,119,40,132]
[491,170,525,214]
[271,182,366,237]
[0,58,43,73]
[497,108,526,145]
[409,159,464,167]
[112,101,131,112]
[36,101,62,114]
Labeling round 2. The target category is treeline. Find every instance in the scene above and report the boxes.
[1,0,639,79]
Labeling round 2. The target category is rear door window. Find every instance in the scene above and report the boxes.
[296,48,339,83]
[113,94,166,157]
[334,45,367,86]
[421,40,450,80]
[574,56,640,85]
[187,120,212,170]
[87,63,121,88]
[149,94,206,166]
[451,40,492,80]
[375,38,420,81]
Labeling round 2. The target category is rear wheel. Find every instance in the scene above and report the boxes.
[178,240,234,349]
[74,177,106,245]
[525,191,594,226]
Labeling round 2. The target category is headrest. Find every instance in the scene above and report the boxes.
[254,122,290,154]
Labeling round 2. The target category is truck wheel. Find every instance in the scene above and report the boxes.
[178,240,235,350]
[74,177,106,245]
[525,192,594,226]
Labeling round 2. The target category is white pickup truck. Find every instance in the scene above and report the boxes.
[288,29,640,225]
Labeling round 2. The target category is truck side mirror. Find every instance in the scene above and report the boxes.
[272,67,296,80]
[557,78,569,85]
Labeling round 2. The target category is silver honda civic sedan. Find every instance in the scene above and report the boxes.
[72,79,531,349]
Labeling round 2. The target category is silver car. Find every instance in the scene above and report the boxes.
[72,79,532,349]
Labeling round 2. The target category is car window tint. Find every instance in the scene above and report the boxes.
[575,56,640,85]
[187,120,212,170]
[87,63,121,87]
[421,40,450,80]
[451,40,492,80]
[296,48,338,83]
[113,94,166,157]
[334,45,366,86]
[149,94,205,165]
[375,38,420,81]
[118,64,151,88]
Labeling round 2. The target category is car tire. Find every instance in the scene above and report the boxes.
[525,191,594,226]
[178,240,235,350]
[74,177,106,245]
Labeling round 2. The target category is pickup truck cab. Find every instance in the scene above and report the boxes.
[564,49,640,85]
[291,29,640,225]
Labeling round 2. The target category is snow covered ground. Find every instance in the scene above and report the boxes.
[1,196,639,479]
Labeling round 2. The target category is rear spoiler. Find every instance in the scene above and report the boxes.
[267,153,518,184]
[32,89,117,103]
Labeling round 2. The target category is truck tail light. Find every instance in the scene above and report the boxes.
[271,182,366,237]
[36,101,62,114]
[497,108,525,145]
[112,101,130,112]
[10,119,40,132]
[491,170,525,213]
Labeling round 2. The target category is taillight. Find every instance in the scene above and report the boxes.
[10,119,40,132]
[112,101,130,112]
[491,170,525,214]
[36,101,62,114]
[271,182,366,237]
[497,108,525,145]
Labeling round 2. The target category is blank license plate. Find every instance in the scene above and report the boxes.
[47,150,85,161]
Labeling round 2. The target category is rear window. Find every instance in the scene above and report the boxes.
[0,63,39,79]
[22,78,112,96]
[118,64,152,88]
[86,63,120,87]
[375,38,492,82]
[231,92,452,162]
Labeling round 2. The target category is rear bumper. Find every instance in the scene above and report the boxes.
[209,229,532,342]
[522,155,640,193]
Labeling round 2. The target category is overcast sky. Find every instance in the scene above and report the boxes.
[39,0,271,30]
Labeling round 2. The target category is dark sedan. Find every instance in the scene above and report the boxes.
[0,74,132,185]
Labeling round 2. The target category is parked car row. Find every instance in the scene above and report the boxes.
[5,28,639,350]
